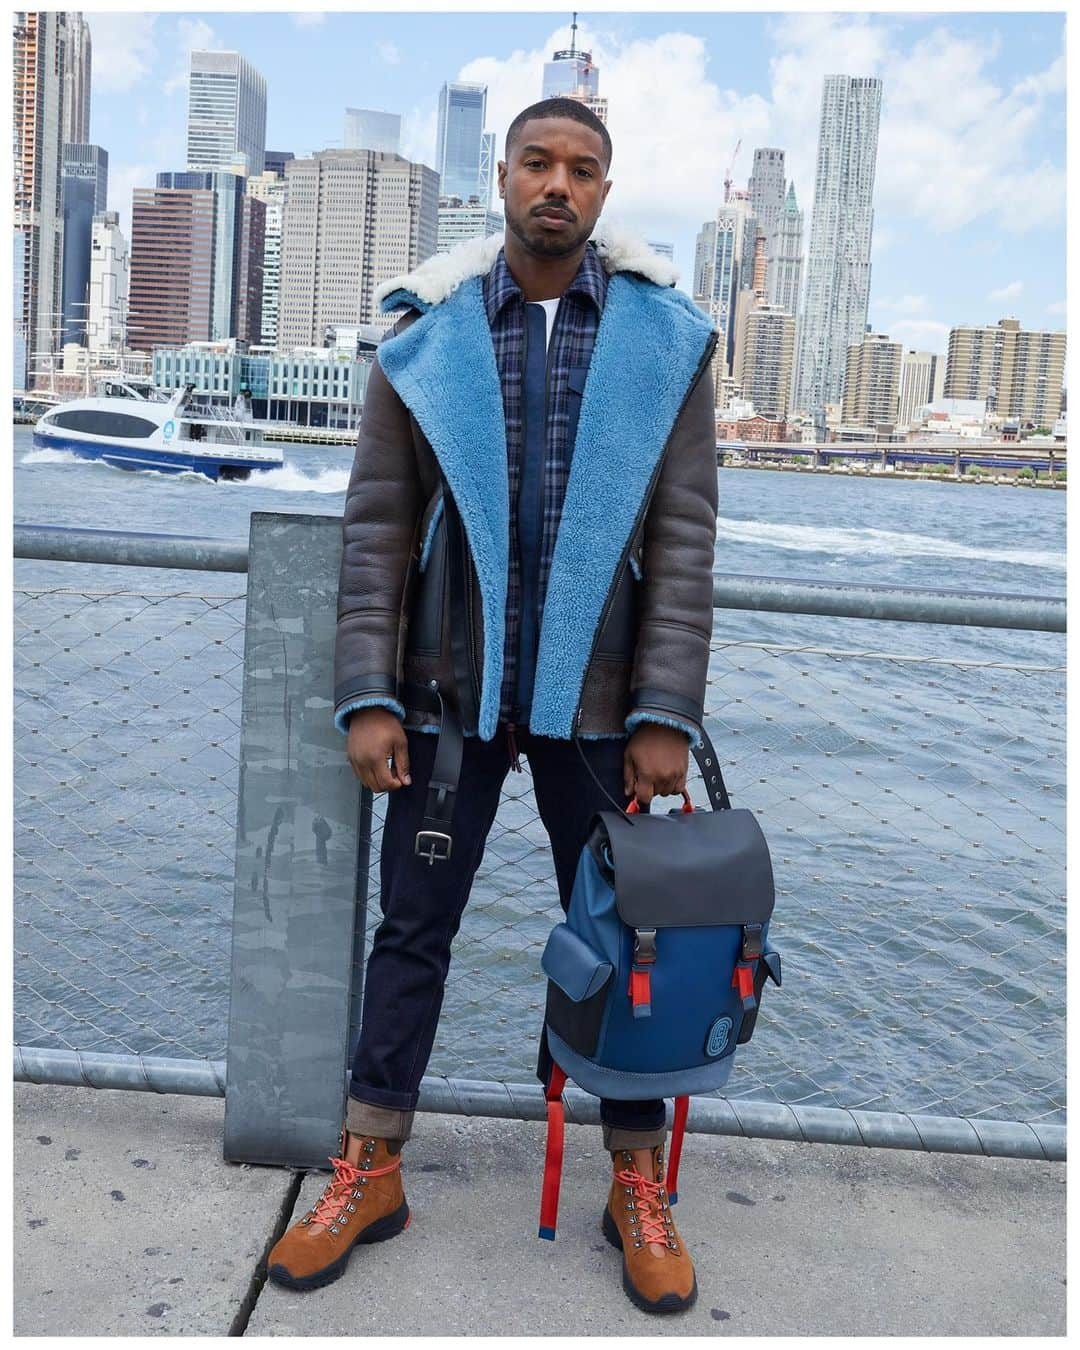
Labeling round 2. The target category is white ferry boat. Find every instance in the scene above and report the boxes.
[32,380,284,481]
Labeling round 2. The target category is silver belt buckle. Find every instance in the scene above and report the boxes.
[415,830,452,865]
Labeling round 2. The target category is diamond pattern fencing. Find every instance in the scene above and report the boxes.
[14,583,1065,1128]
[362,638,1065,1127]
[14,586,246,1061]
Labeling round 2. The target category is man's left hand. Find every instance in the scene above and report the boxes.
[623,723,690,806]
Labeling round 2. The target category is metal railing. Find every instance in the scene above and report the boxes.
[13,526,1066,1161]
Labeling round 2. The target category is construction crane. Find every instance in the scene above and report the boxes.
[723,138,741,204]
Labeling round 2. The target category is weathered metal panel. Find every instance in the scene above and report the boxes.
[223,511,363,1166]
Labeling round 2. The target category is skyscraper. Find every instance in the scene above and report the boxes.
[157,170,264,342]
[87,211,128,352]
[945,318,1066,425]
[435,82,487,201]
[344,108,401,154]
[542,17,608,123]
[128,187,215,350]
[693,198,751,376]
[898,350,944,429]
[264,150,294,178]
[748,148,785,253]
[247,171,287,346]
[841,332,902,427]
[62,143,108,212]
[14,10,74,385]
[63,15,91,144]
[277,150,439,347]
[739,305,797,422]
[186,50,267,176]
[793,75,883,414]
[60,170,97,346]
[769,181,804,318]
[477,131,496,209]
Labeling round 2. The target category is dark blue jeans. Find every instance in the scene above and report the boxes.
[346,719,667,1146]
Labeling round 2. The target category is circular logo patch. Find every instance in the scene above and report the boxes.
[706,1015,733,1058]
[163,419,176,442]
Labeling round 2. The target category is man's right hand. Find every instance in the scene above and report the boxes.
[346,706,412,792]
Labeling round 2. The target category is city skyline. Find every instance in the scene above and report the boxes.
[74,9,1066,359]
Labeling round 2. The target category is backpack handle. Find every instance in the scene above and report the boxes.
[573,718,732,819]
[627,788,694,815]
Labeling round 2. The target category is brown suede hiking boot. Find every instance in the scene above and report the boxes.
[266,1133,410,1291]
[602,1145,697,1314]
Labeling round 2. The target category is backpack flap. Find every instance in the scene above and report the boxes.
[593,807,775,930]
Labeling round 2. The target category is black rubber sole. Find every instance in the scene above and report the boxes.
[601,1206,698,1314]
[266,1199,411,1292]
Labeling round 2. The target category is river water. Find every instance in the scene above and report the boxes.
[13,428,1066,1123]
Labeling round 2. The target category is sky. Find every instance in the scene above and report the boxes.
[84,5,1067,356]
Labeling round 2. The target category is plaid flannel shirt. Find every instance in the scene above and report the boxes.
[481,240,609,723]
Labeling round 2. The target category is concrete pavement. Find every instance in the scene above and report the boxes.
[15,1083,1066,1336]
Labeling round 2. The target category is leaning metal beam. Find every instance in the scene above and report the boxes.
[14,1051,1064,1164]
[14,526,1066,632]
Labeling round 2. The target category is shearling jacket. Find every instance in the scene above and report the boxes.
[334,220,719,744]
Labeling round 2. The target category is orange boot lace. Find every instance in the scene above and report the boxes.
[305,1149,401,1234]
[613,1161,679,1252]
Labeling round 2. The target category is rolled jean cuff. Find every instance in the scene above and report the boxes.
[603,1122,668,1152]
[345,1096,415,1143]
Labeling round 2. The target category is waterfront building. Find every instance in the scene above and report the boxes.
[86,211,128,352]
[841,331,903,428]
[769,182,804,318]
[898,349,945,430]
[14,10,76,387]
[715,412,788,443]
[14,234,27,390]
[186,50,267,176]
[945,317,1066,427]
[127,187,215,351]
[693,197,751,375]
[151,335,377,430]
[278,149,439,346]
[436,82,488,202]
[63,14,91,143]
[739,303,796,422]
[793,75,883,415]
[60,145,109,346]
[344,108,400,154]
[263,150,294,178]
[437,195,503,253]
[247,172,286,346]
[157,171,265,344]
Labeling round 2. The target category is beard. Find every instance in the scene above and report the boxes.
[504,200,592,258]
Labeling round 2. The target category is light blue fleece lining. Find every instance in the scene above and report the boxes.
[377,270,714,743]
[334,694,407,737]
[418,497,444,573]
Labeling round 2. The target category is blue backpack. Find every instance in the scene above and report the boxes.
[536,725,781,1239]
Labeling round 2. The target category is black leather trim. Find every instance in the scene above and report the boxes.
[594,562,638,659]
[629,685,703,725]
[406,511,447,657]
[334,672,398,706]
[441,486,479,733]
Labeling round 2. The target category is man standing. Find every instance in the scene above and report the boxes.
[268,98,718,1314]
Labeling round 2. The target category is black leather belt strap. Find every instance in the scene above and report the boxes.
[404,679,464,865]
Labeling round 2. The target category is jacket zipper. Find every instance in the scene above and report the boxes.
[574,327,719,734]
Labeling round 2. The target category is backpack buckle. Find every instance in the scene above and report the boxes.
[633,927,657,964]
[741,923,763,960]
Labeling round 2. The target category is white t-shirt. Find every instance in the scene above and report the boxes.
[534,297,561,350]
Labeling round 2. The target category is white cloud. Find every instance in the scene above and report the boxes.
[888,318,952,354]
[86,13,158,93]
[1046,300,1067,315]
[377,41,402,65]
[988,281,1024,301]
[292,12,325,27]
[163,19,224,98]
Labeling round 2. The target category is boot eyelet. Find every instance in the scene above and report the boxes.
[634,1241,643,1248]
[340,1215,349,1225]
[330,1225,339,1235]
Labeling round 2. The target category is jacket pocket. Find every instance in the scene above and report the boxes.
[407,496,447,658]
[542,923,614,1058]
[594,556,640,661]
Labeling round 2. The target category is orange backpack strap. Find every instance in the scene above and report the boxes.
[538,1062,568,1240]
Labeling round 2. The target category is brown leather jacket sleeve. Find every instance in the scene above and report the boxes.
[626,350,718,740]
[333,324,424,733]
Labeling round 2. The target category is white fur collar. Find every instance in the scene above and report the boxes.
[374,217,679,311]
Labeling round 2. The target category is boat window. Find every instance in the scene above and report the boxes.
[49,409,160,439]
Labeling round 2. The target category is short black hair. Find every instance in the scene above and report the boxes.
[504,97,612,174]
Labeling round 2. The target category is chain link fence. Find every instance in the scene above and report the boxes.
[14,579,1065,1129]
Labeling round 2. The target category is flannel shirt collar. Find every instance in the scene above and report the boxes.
[483,238,607,325]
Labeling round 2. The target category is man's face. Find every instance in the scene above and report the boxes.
[497,117,612,258]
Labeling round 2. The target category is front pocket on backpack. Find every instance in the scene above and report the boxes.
[542,923,614,1058]
[736,941,782,1045]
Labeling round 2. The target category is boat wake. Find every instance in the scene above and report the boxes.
[21,447,81,465]
[715,517,1065,571]
[222,462,350,494]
